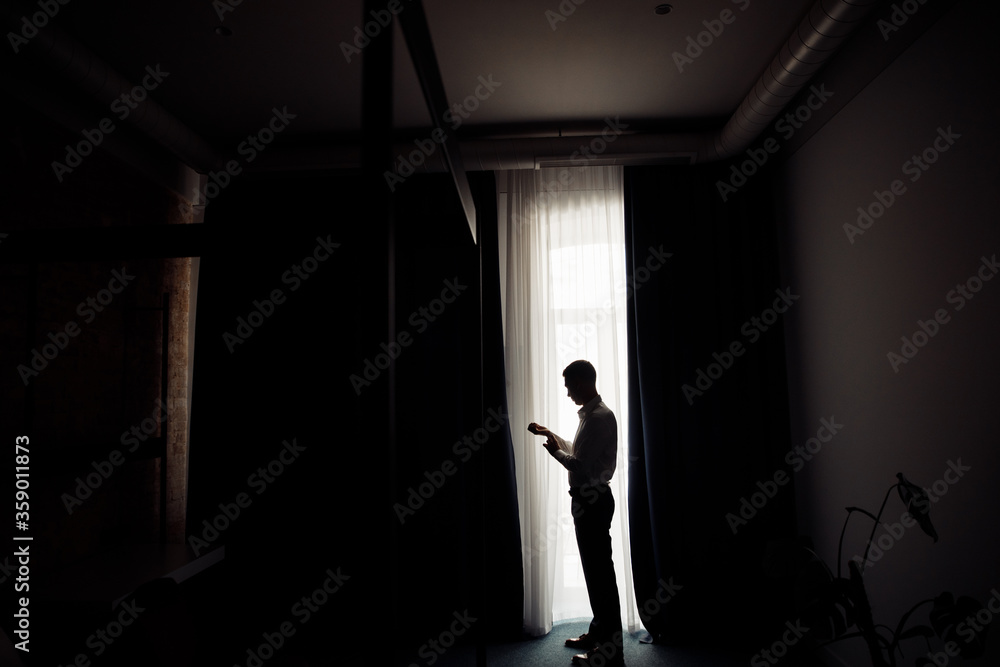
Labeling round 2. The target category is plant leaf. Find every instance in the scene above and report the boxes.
[929,592,989,659]
[896,473,939,542]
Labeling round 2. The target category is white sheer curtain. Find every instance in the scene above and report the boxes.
[497,165,637,637]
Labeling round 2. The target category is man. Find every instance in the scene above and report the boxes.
[528,360,625,667]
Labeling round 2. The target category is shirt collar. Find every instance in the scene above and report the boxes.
[578,394,602,418]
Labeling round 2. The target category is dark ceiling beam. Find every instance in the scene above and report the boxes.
[397,0,477,243]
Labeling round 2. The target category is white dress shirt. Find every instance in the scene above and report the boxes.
[545,394,618,488]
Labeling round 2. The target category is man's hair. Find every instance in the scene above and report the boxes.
[563,360,596,385]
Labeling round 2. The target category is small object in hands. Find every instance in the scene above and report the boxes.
[527,423,542,435]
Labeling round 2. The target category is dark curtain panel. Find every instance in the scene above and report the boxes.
[624,164,795,647]
[472,171,525,640]
[390,171,523,643]
[187,170,522,662]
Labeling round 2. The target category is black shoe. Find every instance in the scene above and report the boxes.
[565,633,594,649]
[572,643,625,666]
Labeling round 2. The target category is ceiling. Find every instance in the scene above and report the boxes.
[26,0,818,151]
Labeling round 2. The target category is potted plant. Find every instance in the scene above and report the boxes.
[766,473,990,666]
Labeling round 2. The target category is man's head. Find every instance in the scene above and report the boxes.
[563,360,598,406]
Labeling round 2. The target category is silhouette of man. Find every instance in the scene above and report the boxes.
[528,360,625,667]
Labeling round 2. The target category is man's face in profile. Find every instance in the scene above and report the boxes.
[565,378,584,405]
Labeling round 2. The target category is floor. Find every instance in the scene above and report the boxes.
[485,619,750,667]
[378,619,826,667]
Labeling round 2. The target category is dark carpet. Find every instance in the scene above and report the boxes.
[485,619,748,667]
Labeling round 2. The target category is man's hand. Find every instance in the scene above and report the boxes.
[527,422,558,450]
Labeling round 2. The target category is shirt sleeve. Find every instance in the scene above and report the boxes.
[548,413,615,478]
[549,432,572,454]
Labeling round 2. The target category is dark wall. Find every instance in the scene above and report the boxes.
[775,1,1000,664]
[0,98,193,665]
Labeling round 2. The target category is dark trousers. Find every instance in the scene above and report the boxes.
[571,484,623,649]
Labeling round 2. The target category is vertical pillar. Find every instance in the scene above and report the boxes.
[361,1,397,662]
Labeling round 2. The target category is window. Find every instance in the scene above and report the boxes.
[497,166,637,636]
